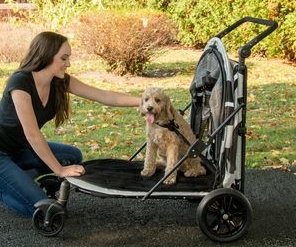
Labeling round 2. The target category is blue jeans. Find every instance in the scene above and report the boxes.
[0,142,83,218]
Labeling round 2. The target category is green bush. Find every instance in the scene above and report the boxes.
[26,0,98,31]
[265,0,296,61]
[74,10,176,75]
[152,0,273,53]
[99,0,146,9]
[279,12,296,61]
[144,0,296,61]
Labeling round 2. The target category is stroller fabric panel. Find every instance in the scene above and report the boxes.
[190,38,244,188]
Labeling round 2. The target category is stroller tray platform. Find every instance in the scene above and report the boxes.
[66,159,214,198]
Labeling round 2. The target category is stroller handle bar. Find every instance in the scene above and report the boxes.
[215,16,278,58]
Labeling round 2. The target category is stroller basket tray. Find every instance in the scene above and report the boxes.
[66,159,214,198]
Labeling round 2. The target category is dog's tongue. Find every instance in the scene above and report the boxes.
[146,113,155,124]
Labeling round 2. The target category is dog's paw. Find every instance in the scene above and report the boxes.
[184,166,206,177]
[198,166,207,176]
[141,169,155,177]
[163,175,176,185]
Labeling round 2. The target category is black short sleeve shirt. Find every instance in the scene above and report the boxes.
[0,71,56,154]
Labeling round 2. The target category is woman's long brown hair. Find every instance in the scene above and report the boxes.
[18,31,70,127]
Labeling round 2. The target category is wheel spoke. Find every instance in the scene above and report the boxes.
[229,203,247,221]
[207,198,245,236]
[207,202,221,216]
[221,196,230,212]
[225,220,237,233]
[231,210,245,218]
[208,217,221,231]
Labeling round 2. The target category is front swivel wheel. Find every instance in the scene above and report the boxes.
[32,200,66,237]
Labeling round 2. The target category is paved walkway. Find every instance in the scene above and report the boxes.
[1,168,296,247]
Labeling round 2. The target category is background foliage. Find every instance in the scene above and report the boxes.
[99,0,296,61]
[0,0,295,168]
[74,10,176,75]
[2,0,296,64]
[25,0,98,31]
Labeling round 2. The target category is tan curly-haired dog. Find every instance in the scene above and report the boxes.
[140,87,206,184]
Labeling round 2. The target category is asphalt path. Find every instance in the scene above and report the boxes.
[1,167,296,247]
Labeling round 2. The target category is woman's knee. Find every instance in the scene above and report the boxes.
[67,145,83,164]
[0,167,47,218]
[48,142,83,165]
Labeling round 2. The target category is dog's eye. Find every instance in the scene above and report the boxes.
[144,97,149,102]
[155,98,161,103]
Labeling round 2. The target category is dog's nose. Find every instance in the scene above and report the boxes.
[147,106,153,112]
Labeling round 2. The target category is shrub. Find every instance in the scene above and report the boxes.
[98,0,146,9]
[278,12,296,61]
[74,10,176,75]
[158,0,272,53]
[265,0,296,61]
[145,0,296,61]
[0,22,43,62]
[26,0,98,31]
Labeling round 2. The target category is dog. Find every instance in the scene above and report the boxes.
[140,87,206,184]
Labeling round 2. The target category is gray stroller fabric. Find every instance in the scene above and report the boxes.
[190,37,243,188]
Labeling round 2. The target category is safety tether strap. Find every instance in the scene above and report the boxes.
[156,119,191,146]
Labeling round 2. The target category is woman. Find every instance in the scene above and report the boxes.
[0,31,140,217]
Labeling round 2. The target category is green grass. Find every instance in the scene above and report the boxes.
[42,89,191,161]
[0,48,295,168]
[247,83,296,167]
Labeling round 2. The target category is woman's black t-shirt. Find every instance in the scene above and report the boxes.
[0,71,56,154]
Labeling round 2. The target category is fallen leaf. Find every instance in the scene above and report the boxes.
[279,158,290,166]
[55,127,67,135]
[271,150,281,157]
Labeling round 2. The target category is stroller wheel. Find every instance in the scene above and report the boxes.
[196,188,252,242]
[33,205,65,237]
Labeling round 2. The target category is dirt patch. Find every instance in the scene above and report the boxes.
[78,69,189,90]
[75,47,204,90]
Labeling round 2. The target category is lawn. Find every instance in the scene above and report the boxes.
[0,47,295,169]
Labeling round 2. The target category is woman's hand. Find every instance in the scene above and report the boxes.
[56,164,86,177]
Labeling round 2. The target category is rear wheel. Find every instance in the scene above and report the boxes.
[197,188,252,242]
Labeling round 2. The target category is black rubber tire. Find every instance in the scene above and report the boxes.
[32,207,65,237]
[197,188,252,242]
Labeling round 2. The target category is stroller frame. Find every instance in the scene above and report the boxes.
[33,17,277,242]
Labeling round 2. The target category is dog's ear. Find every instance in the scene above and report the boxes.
[166,96,175,120]
[139,95,145,116]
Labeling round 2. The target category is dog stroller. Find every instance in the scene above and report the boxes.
[33,17,277,242]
